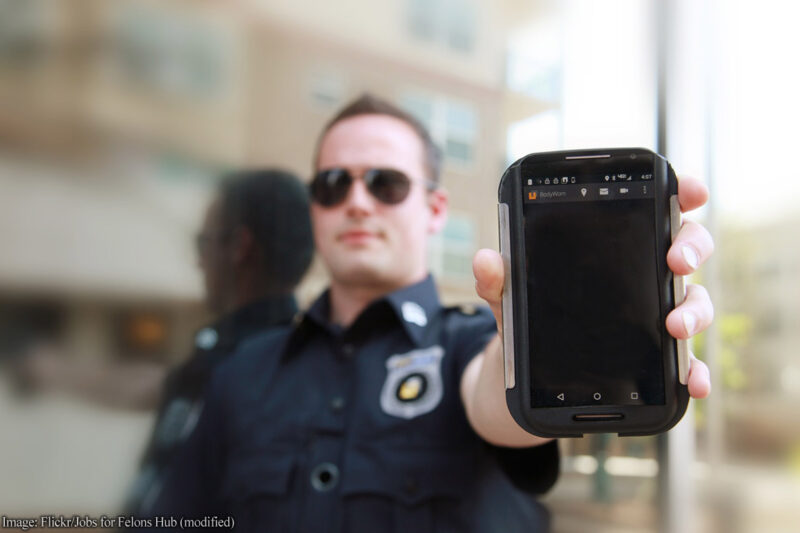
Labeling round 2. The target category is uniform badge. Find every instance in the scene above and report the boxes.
[380,346,444,419]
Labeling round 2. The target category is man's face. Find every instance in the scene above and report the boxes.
[196,197,233,314]
[312,114,448,290]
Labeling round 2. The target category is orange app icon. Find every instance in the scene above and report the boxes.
[529,191,537,200]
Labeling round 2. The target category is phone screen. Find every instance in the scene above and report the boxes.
[522,154,666,407]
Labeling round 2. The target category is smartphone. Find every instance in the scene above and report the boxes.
[498,148,689,437]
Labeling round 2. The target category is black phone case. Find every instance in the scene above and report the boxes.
[498,148,690,437]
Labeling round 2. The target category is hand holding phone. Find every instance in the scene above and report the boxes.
[498,148,696,437]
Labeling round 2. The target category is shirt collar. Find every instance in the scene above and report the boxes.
[289,274,442,350]
[382,274,441,346]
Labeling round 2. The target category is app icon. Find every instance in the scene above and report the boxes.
[580,188,588,197]
[544,178,550,185]
[571,176,576,183]
[630,392,639,400]
[527,179,533,185]
[528,191,537,200]
[599,187,609,196]
[593,392,602,400]
[561,177,568,184]
[557,393,565,401]
[619,187,629,194]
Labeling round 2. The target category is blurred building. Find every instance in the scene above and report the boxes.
[0,0,555,514]
[0,0,556,366]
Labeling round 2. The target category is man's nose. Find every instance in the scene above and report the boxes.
[343,176,375,216]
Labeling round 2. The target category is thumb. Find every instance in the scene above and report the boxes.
[473,248,505,332]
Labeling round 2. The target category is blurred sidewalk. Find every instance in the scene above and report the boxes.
[0,373,153,515]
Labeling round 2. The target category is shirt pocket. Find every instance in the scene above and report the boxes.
[220,448,297,531]
[339,444,475,533]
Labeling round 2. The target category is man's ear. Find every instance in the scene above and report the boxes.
[427,187,449,234]
[231,226,256,266]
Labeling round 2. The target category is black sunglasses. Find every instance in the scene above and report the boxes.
[310,168,435,207]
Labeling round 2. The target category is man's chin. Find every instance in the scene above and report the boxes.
[328,260,396,288]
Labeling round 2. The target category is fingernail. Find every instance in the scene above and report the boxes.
[683,312,697,336]
[682,246,699,270]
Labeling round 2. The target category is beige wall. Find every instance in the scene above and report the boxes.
[0,0,520,334]
[248,0,506,89]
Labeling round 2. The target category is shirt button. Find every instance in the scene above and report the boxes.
[341,343,355,358]
[310,462,340,492]
[330,396,346,412]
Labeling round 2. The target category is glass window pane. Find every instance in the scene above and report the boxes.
[445,102,477,136]
[400,94,434,130]
[445,138,472,163]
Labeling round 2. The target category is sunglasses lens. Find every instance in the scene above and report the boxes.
[311,169,352,206]
[367,169,411,205]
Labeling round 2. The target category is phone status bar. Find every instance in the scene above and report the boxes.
[526,172,653,186]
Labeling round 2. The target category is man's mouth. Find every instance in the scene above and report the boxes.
[338,229,381,245]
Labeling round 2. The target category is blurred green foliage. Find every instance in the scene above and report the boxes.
[692,312,752,428]
[693,313,752,390]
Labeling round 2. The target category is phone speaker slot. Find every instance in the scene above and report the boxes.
[573,413,625,422]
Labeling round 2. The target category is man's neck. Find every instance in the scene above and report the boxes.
[328,274,426,327]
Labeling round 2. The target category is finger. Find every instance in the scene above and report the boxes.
[677,175,709,213]
[472,248,504,327]
[667,220,715,275]
[666,284,714,339]
[687,354,711,399]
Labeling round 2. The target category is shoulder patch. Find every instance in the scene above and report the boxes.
[156,398,204,446]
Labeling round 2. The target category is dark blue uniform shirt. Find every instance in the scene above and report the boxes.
[126,296,297,516]
[151,276,559,532]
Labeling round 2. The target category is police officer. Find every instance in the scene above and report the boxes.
[149,95,714,532]
[126,169,314,516]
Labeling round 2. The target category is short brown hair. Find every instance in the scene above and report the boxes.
[314,93,443,183]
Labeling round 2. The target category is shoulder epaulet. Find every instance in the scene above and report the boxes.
[445,303,479,316]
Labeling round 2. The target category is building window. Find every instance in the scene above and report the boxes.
[428,213,476,282]
[406,0,476,54]
[400,92,478,168]
[108,4,232,100]
[505,19,562,103]
[0,0,50,68]
[307,69,347,112]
